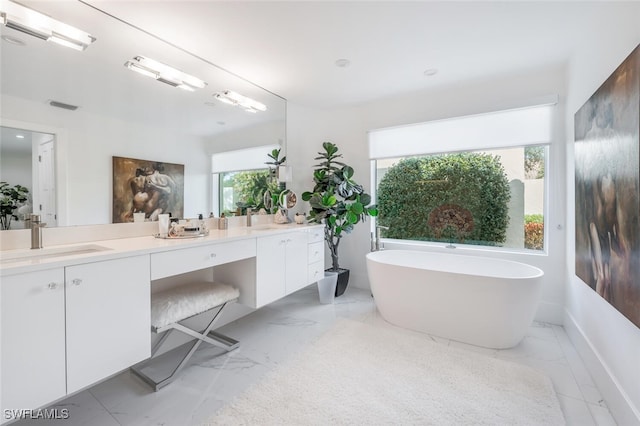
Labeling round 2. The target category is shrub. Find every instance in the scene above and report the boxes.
[377,153,511,244]
[525,214,544,224]
[524,222,544,250]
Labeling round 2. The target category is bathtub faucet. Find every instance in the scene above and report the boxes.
[371,225,389,251]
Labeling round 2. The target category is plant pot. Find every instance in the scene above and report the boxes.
[317,271,338,304]
[326,268,350,297]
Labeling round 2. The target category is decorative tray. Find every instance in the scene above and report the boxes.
[153,231,209,239]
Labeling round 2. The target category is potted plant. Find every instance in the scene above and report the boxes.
[302,142,378,296]
[0,182,29,230]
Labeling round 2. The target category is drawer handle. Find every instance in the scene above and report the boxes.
[72,278,82,286]
[210,253,217,258]
[47,282,58,290]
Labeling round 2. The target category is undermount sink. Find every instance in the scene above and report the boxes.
[0,244,111,264]
[247,224,287,232]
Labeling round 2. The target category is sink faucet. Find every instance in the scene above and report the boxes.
[371,225,389,251]
[246,208,254,227]
[29,213,46,249]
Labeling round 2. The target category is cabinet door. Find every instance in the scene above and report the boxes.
[256,235,287,308]
[285,232,310,294]
[65,255,150,393]
[1,269,66,412]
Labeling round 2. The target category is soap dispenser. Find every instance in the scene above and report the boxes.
[218,213,228,230]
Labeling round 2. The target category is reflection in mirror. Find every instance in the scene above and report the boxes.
[0,126,56,230]
[211,144,282,217]
[0,0,286,229]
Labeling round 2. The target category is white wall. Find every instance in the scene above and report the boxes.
[288,64,568,324]
[1,95,211,226]
[564,11,640,424]
[205,120,285,155]
[0,151,31,193]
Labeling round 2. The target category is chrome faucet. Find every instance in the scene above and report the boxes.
[371,225,389,251]
[246,208,254,227]
[29,213,46,249]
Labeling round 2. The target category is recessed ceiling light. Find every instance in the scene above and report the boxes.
[424,68,438,77]
[16,134,25,139]
[335,59,351,68]
[1,35,26,46]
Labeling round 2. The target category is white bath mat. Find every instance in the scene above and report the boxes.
[206,319,565,425]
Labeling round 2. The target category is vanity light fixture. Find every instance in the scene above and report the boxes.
[15,134,24,139]
[213,90,267,113]
[124,55,207,92]
[0,0,95,51]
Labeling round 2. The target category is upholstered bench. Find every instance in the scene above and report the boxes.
[131,281,240,391]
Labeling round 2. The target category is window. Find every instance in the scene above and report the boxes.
[219,169,278,216]
[211,144,280,215]
[369,101,555,252]
[375,146,547,250]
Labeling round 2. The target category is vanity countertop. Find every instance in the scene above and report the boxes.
[0,223,323,276]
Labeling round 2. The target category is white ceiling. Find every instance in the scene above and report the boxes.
[0,127,36,154]
[82,1,640,109]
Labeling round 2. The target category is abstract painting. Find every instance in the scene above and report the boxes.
[574,44,640,328]
[112,156,184,223]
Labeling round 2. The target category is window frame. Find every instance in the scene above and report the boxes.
[368,103,555,255]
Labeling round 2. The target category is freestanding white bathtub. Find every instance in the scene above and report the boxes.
[366,250,544,349]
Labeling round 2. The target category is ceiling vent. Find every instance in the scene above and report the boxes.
[49,100,78,111]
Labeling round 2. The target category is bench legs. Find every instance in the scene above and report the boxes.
[131,301,239,391]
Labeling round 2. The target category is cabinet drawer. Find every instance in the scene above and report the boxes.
[307,227,324,243]
[308,242,324,264]
[151,239,256,279]
[308,260,325,284]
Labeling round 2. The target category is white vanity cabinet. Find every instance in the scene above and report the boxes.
[283,232,311,294]
[307,228,325,284]
[65,255,150,393]
[0,255,150,415]
[150,239,256,280]
[249,228,325,308]
[1,268,66,413]
[253,231,308,308]
[0,223,323,417]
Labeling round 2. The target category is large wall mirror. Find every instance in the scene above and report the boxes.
[0,0,286,230]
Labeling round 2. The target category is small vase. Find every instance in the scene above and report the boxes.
[317,271,338,304]
[274,208,289,224]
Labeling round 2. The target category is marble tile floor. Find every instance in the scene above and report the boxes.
[15,287,616,426]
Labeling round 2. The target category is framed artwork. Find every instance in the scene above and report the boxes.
[574,44,640,328]
[112,156,184,223]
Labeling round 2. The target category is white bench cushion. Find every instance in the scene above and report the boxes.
[151,281,239,329]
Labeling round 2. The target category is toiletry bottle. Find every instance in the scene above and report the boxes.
[198,213,206,233]
[218,213,228,230]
